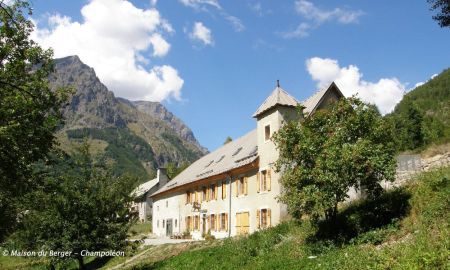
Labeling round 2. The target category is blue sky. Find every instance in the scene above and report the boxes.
[31,0,449,151]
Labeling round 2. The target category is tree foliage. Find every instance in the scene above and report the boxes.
[223,136,233,145]
[386,68,450,152]
[166,161,189,179]
[13,141,138,269]
[273,97,396,223]
[428,0,450,27]
[0,0,67,241]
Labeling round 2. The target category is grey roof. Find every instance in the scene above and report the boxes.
[152,129,258,196]
[152,82,343,197]
[132,178,159,197]
[253,86,299,118]
[302,82,344,114]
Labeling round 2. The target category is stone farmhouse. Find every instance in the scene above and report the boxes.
[151,82,344,239]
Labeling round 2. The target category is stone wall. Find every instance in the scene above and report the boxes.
[390,152,450,188]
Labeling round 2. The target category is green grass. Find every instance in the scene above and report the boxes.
[129,167,450,270]
[1,167,448,269]
[129,222,153,237]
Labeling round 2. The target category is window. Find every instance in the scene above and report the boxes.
[220,213,228,231]
[236,177,248,196]
[257,208,271,229]
[264,124,271,141]
[166,201,168,208]
[157,205,159,211]
[157,220,159,228]
[175,219,178,227]
[210,214,216,231]
[257,170,271,193]
[232,147,243,156]
[221,181,227,199]
[163,219,165,228]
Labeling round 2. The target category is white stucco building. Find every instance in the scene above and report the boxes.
[151,82,344,239]
[131,168,169,222]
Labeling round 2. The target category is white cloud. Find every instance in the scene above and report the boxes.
[190,22,213,45]
[150,0,158,6]
[283,0,363,38]
[179,0,221,10]
[306,57,406,114]
[295,0,363,24]
[149,33,170,57]
[281,22,310,39]
[225,15,245,32]
[32,0,183,102]
[179,0,244,32]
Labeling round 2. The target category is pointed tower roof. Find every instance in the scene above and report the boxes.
[252,81,299,118]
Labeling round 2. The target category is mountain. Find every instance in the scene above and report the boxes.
[50,55,207,180]
[387,68,450,151]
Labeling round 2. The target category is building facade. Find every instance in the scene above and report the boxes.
[151,82,344,239]
[131,168,169,222]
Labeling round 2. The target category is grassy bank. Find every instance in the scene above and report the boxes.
[130,167,449,270]
[1,167,448,269]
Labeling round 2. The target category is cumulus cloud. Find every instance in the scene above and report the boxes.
[305,57,406,114]
[32,0,183,102]
[283,0,363,38]
[189,22,213,45]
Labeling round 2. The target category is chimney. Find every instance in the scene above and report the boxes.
[157,167,168,187]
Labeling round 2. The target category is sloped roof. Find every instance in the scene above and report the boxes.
[133,178,159,197]
[253,86,299,118]
[302,82,344,114]
[152,129,258,196]
[152,82,344,197]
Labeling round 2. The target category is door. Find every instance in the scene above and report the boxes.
[166,219,173,237]
[202,214,206,235]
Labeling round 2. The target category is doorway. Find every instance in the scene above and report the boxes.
[166,219,173,237]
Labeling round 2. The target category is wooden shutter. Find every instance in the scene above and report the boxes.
[223,181,226,199]
[235,179,239,196]
[256,209,260,229]
[216,214,219,231]
[225,213,228,231]
[214,184,218,200]
[185,217,188,231]
[257,172,260,193]
[186,192,189,204]
[268,209,271,227]
[190,216,193,231]
[267,170,271,191]
[244,177,248,195]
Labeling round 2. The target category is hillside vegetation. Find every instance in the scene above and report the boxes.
[387,68,450,152]
[50,56,207,181]
[129,167,449,270]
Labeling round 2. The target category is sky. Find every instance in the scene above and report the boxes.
[29,0,449,151]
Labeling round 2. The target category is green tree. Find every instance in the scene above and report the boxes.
[0,0,67,241]
[428,0,450,27]
[14,141,137,269]
[166,161,189,179]
[223,136,233,145]
[405,104,425,149]
[273,97,396,223]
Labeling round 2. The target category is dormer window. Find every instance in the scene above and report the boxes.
[264,124,271,141]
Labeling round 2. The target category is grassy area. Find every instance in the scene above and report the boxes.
[128,167,450,270]
[129,222,153,237]
[1,167,448,269]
